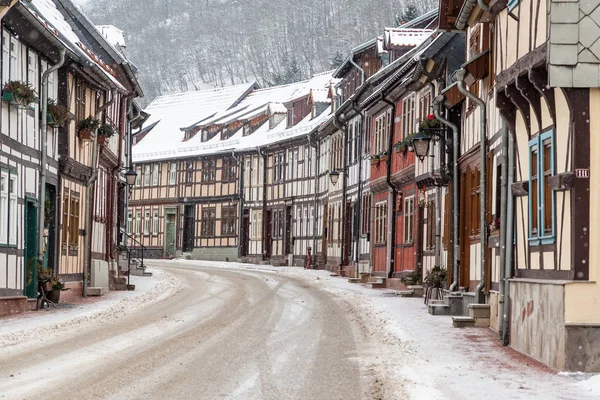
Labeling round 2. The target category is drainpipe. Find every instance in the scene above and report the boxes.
[456,68,487,302]
[477,0,490,11]
[498,119,509,338]
[124,101,141,242]
[83,90,116,297]
[350,58,365,86]
[350,101,365,279]
[381,96,397,279]
[433,95,459,292]
[38,48,66,269]
[308,134,319,268]
[502,127,515,346]
[333,118,348,273]
[456,0,478,30]
[232,151,244,259]
[425,82,442,271]
[257,147,267,260]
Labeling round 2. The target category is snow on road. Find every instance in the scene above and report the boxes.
[1,259,599,400]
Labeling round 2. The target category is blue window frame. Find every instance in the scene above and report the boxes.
[508,0,519,11]
[528,130,555,245]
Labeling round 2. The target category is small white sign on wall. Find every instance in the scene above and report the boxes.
[575,169,590,179]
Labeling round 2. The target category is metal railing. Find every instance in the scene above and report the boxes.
[120,228,147,287]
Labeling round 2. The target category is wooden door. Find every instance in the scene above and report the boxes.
[344,202,351,265]
[460,170,471,289]
[264,210,272,259]
[285,206,292,255]
[165,212,176,258]
[183,205,195,252]
[25,199,38,299]
[322,201,328,265]
[241,209,249,257]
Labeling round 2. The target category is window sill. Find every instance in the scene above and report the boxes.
[528,237,556,246]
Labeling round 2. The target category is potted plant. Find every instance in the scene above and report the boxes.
[424,266,447,290]
[380,151,389,162]
[394,141,407,153]
[47,100,74,128]
[97,123,116,145]
[46,276,70,303]
[489,217,500,235]
[77,116,100,140]
[370,154,380,166]
[420,114,441,130]
[401,270,423,286]
[2,80,38,107]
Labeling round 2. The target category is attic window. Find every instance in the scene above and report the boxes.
[243,125,251,136]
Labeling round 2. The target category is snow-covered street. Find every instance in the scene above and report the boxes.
[1,260,599,400]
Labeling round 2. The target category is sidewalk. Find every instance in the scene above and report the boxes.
[158,259,600,400]
[0,268,180,347]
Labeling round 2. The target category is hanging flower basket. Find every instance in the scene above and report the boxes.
[97,135,106,146]
[77,116,100,141]
[394,142,407,153]
[47,100,74,128]
[2,80,37,107]
[380,153,389,162]
[97,123,116,146]
[370,155,380,166]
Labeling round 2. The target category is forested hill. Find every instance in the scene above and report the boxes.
[83,0,435,105]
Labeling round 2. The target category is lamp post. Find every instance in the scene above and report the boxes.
[329,169,341,186]
[124,167,138,189]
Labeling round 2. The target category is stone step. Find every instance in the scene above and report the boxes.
[406,285,424,297]
[348,278,362,284]
[396,290,415,298]
[453,316,475,328]
[368,282,386,289]
[368,276,386,283]
[428,303,450,316]
[468,304,491,319]
[429,299,447,305]
[110,283,128,291]
[87,287,106,297]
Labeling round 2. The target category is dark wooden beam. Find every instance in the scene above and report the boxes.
[516,76,542,133]
[529,67,556,128]
[505,84,531,139]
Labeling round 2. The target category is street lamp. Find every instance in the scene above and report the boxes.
[412,131,432,162]
[329,169,340,185]
[124,167,138,188]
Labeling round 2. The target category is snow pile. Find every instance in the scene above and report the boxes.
[572,374,600,396]
[0,269,183,348]
[97,25,126,49]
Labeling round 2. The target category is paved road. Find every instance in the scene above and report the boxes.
[0,265,374,399]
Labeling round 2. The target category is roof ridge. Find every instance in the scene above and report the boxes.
[150,82,254,101]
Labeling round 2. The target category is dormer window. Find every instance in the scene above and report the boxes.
[243,125,251,136]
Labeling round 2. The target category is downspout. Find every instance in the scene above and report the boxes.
[502,127,515,346]
[257,147,267,260]
[433,95,460,292]
[349,58,365,86]
[456,0,478,30]
[38,48,66,269]
[232,151,244,259]
[83,90,116,297]
[456,68,487,302]
[498,119,509,338]
[333,118,348,272]
[307,134,318,268]
[350,101,365,279]
[477,0,490,11]
[381,96,397,279]
[124,102,141,242]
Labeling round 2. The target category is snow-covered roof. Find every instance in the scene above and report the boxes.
[22,0,127,92]
[309,88,331,104]
[97,25,126,49]
[384,28,434,49]
[133,83,256,158]
[133,74,335,163]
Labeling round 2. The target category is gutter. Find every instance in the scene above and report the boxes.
[456,68,487,302]
[231,150,244,260]
[307,133,319,268]
[456,0,478,30]
[332,118,348,273]
[83,90,116,297]
[381,95,397,279]
[38,48,66,270]
[433,94,460,292]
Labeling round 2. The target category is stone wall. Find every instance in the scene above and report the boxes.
[489,291,501,333]
[510,280,566,370]
[565,324,600,372]
[190,247,238,262]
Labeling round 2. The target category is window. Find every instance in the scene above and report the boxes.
[274,152,285,183]
[252,156,258,185]
[245,159,251,186]
[222,207,237,236]
[419,93,431,123]
[443,191,450,248]
[127,211,133,234]
[144,210,150,235]
[470,169,481,234]
[135,212,141,236]
[2,31,9,86]
[404,196,415,244]
[201,208,216,237]
[374,109,392,155]
[251,210,263,239]
[529,131,555,244]
[75,79,86,122]
[0,172,7,244]
[426,200,435,250]
[135,166,141,187]
[9,37,19,83]
[222,157,236,182]
[273,209,284,238]
[402,95,416,140]
[362,194,372,234]
[9,176,17,245]
[508,0,519,11]
[69,195,80,247]
[375,202,387,244]
[364,116,372,156]
[202,159,216,182]
[153,210,159,236]
[186,161,194,184]
[144,165,150,186]
[170,163,177,185]
[152,164,159,186]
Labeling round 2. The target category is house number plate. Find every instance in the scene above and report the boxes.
[576,169,590,179]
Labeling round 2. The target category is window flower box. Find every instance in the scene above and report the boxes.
[370,155,380,166]
[77,116,100,141]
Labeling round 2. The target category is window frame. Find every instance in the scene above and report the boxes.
[169,162,177,185]
[202,159,216,183]
[201,207,216,237]
[528,130,555,245]
[404,196,415,244]
[153,209,159,236]
[221,206,237,237]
